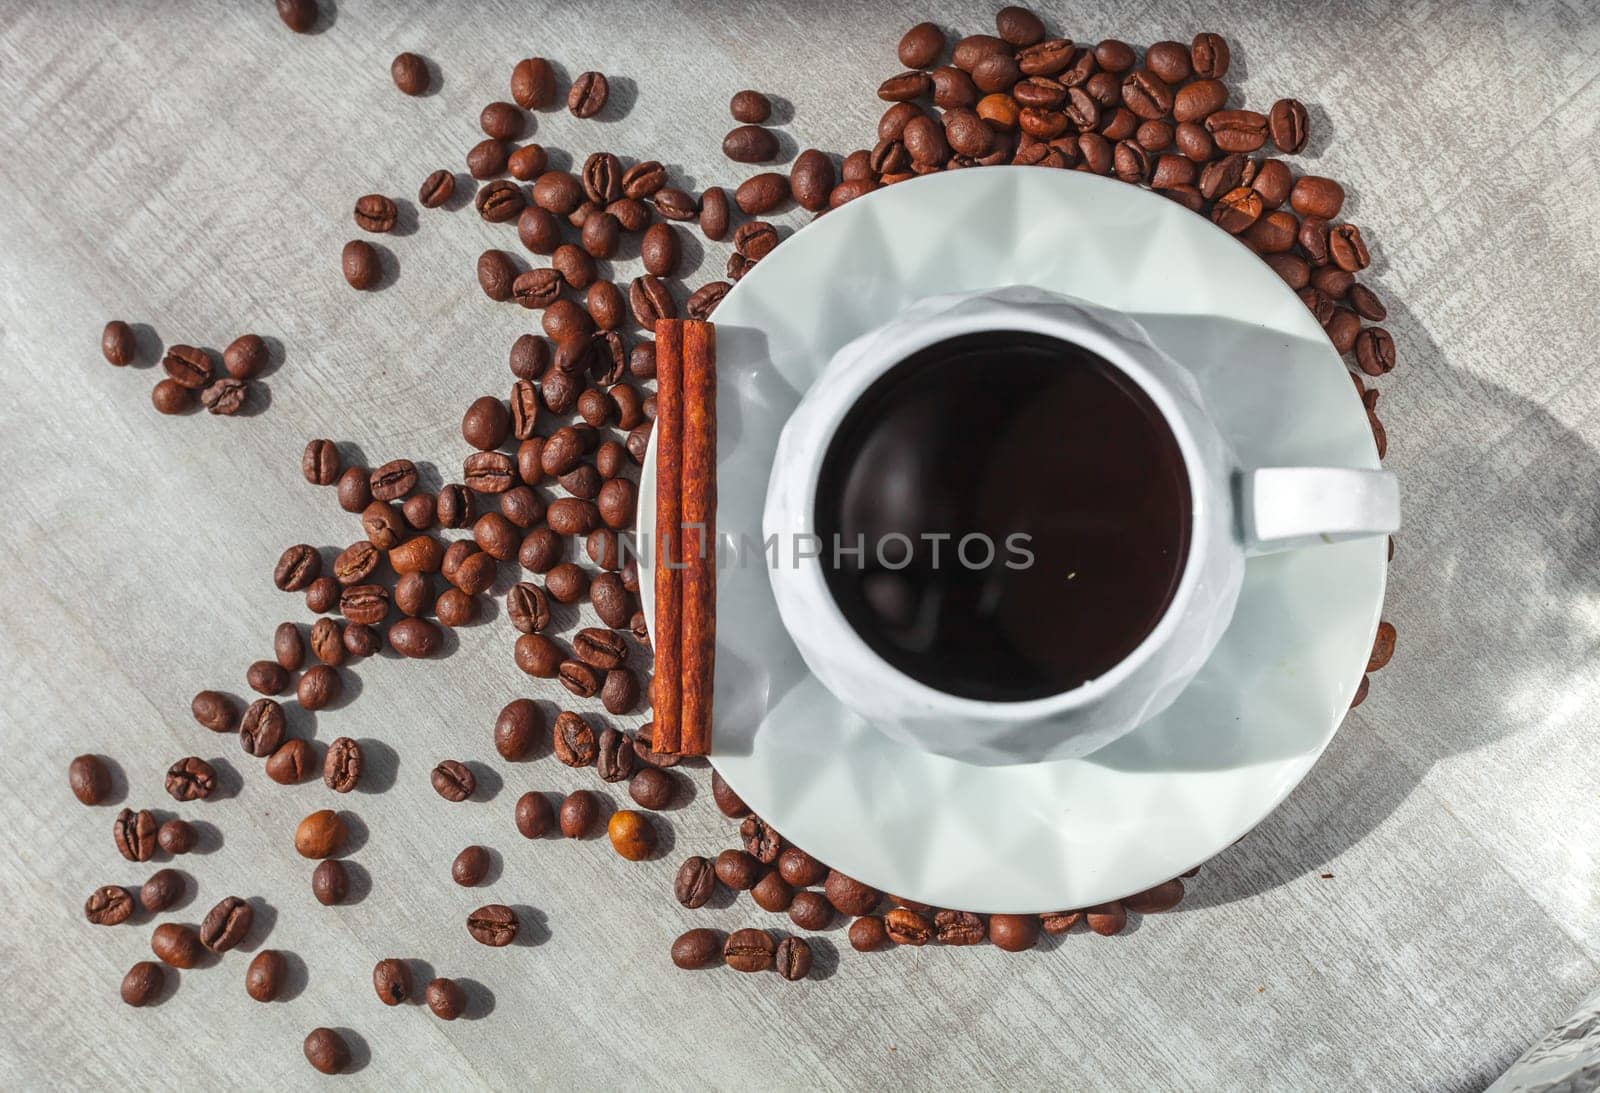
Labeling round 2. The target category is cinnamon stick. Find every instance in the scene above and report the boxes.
[679,320,717,757]
[651,320,685,755]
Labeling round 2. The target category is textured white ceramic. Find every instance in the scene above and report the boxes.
[640,166,1389,912]
[760,286,1399,764]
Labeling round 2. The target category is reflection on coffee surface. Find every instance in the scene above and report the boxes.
[815,332,1191,701]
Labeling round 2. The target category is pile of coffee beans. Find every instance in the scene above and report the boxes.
[100,326,272,418]
[82,3,1402,1073]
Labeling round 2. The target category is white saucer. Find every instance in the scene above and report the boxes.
[640,167,1386,913]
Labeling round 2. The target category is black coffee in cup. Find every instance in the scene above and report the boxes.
[814,331,1191,702]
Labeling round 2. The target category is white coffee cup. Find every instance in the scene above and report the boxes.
[763,286,1400,764]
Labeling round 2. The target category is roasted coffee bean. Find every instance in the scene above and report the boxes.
[1268,97,1309,154]
[628,274,675,327]
[1205,109,1268,153]
[507,791,555,842]
[160,343,213,390]
[300,441,340,488]
[628,766,674,811]
[823,870,879,916]
[785,149,835,212]
[575,388,614,429]
[476,180,526,223]
[332,540,380,585]
[546,497,599,536]
[1172,78,1227,125]
[101,319,137,366]
[592,726,635,782]
[1299,286,1335,326]
[337,582,387,626]
[652,186,698,222]
[1196,152,1247,201]
[1190,31,1230,79]
[1144,39,1192,83]
[265,738,313,784]
[673,857,722,913]
[686,281,730,320]
[86,885,135,926]
[342,239,381,289]
[1349,284,1387,321]
[509,144,548,181]
[706,770,747,819]
[1355,327,1396,376]
[388,615,441,657]
[294,806,347,857]
[513,633,561,679]
[849,915,888,951]
[1119,69,1171,121]
[473,512,519,561]
[190,690,237,733]
[510,56,556,109]
[312,858,348,904]
[1298,215,1331,265]
[343,622,380,657]
[273,544,321,592]
[558,659,599,698]
[462,450,516,493]
[1244,209,1298,253]
[1113,140,1151,183]
[239,698,286,757]
[368,459,417,502]
[1212,186,1264,234]
[567,70,609,117]
[581,212,621,258]
[306,618,344,666]
[788,890,834,931]
[971,52,1022,94]
[491,699,541,761]
[573,627,627,670]
[69,754,112,805]
[141,867,184,911]
[1329,224,1370,271]
[1321,268,1358,304]
[477,249,517,301]
[558,788,598,838]
[297,663,341,710]
[1122,878,1187,914]
[884,907,933,945]
[734,172,790,215]
[304,1028,350,1075]
[364,958,412,1010]
[511,268,562,310]
[319,736,361,793]
[552,710,597,766]
[479,101,525,142]
[1150,153,1195,190]
[435,588,476,627]
[751,870,794,913]
[739,814,782,864]
[506,581,551,634]
[121,961,165,1006]
[933,909,986,945]
[672,927,722,970]
[431,759,476,802]
[389,50,430,96]
[199,895,253,952]
[607,809,655,860]
[1291,175,1345,220]
[164,757,216,802]
[777,846,827,888]
[1251,158,1293,210]
[601,667,639,714]
[150,923,204,969]
[723,928,775,973]
[447,844,491,888]
[584,281,626,331]
[879,69,932,103]
[767,935,811,981]
[714,848,761,891]
[419,168,455,207]
[723,124,780,164]
[245,950,287,1002]
[402,492,436,531]
[299,572,336,611]
[1326,306,1362,353]
[1263,252,1310,289]
[1013,76,1067,110]
[354,193,398,234]
[272,623,305,673]
[624,719,671,769]
[990,912,1042,950]
[591,573,630,628]
[994,4,1044,46]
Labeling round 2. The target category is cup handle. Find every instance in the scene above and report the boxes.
[1240,467,1400,556]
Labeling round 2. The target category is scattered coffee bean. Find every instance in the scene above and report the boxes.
[165,757,217,803]
[311,858,349,905]
[304,1028,351,1075]
[199,895,253,952]
[141,868,184,912]
[419,168,455,208]
[121,961,164,1007]
[266,738,314,785]
[777,847,827,888]
[557,790,597,836]
[752,871,794,913]
[715,848,761,891]
[321,736,362,793]
[69,754,111,805]
[85,885,135,926]
[514,791,555,839]
[452,845,492,887]
[849,915,889,951]
[240,698,286,757]
[342,239,381,289]
[608,809,656,860]
[672,927,722,970]
[724,928,776,973]
[774,936,812,980]
[151,922,204,969]
[568,71,608,117]
[711,769,749,818]
[989,913,1041,951]
[294,809,346,859]
[431,759,476,801]
[246,950,287,1002]
[824,870,879,916]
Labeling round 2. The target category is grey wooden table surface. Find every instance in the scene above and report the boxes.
[4,1,1599,1089]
